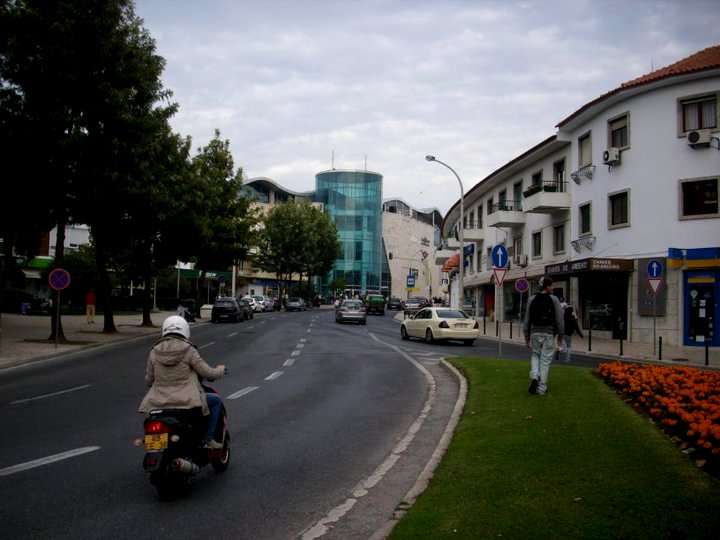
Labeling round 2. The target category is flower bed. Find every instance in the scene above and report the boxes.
[598,362,720,467]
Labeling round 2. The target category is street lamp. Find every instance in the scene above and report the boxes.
[425,155,465,310]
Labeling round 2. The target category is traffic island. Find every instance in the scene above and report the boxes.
[389,358,720,539]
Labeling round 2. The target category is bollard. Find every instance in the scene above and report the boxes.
[706,339,710,366]
[588,327,592,352]
[658,336,663,361]
[510,321,513,339]
[496,320,499,337]
[483,315,486,335]
[619,335,624,356]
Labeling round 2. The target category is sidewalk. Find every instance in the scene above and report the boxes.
[0,311,178,370]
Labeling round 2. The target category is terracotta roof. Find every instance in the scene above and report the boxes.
[558,44,720,128]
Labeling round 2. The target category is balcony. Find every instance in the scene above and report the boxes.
[462,226,484,242]
[487,200,525,228]
[523,181,571,214]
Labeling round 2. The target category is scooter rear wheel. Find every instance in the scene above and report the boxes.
[211,433,231,473]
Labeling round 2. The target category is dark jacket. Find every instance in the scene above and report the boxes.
[523,293,564,339]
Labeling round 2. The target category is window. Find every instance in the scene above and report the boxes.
[680,177,719,218]
[579,132,592,167]
[553,159,565,183]
[579,202,592,235]
[476,241,483,272]
[477,205,483,228]
[499,189,507,210]
[468,210,475,229]
[608,190,630,228]
[681,95,717,132]
[463,214,467,229]
[513,181,523,210]
[608,114,629,148]
[531,170,543,186]
[486,247,492,270]
[513,236,522,259]
[487,197,494,215]
[553,224,565,254]
[532,231,542,258]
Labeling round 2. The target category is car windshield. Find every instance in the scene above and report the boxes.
[215,300,234,307]
[288,298,300,302]
[253,296,263,301]
[436,310,468,319]
[343,301,362,309]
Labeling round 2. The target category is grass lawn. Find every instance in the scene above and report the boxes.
[390,358,720,540]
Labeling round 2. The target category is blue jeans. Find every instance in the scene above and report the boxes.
[530,333,556,394]
[205,393,223,442]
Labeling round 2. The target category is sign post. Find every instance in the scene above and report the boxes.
[647,260,664,356]
[491,245,509,358]
[515,277,530,325]
[48,268,71,349]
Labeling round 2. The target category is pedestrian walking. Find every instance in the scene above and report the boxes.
[523,276,564,395]
[562,305,584,362]
[85,288,96,325]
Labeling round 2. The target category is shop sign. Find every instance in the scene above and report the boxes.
[546,258,633,276]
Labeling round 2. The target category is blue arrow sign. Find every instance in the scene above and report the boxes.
[491,245,509,269]
[406,275,415,288]
[647,259,663,278]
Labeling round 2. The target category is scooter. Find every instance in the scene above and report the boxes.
[140,383,230,499]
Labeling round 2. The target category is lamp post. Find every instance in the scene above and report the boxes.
[426,155,464,310]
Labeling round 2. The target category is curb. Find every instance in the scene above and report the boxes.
[369,357,468,540]
[0,321,211,373]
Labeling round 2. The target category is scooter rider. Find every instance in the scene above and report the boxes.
[138,315,226,448]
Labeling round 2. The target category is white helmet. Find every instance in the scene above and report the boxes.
[161,315,190,340]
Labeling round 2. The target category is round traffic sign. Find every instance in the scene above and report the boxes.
[515,278,529,293]
[48,268,71,291]
[647,259,663,279]
[491,244,509,269]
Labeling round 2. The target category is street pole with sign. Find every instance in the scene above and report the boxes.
[492,245,509,358]
[647,259,664,356]
[48,268,71,349]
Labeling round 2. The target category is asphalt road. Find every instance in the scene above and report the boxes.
[0,308,603,540]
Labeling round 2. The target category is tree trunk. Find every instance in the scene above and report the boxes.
[141,272,153,327]
[0,232,16,352]
[48,218,67,342]
[94,231,117,333]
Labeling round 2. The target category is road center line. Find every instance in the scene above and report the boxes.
[291,350,301,357]
[10,384,92,405]
[307,329,312,334]
[265,371,283,381]
[0,446,101,477]
[227,332,238,337]
[198,342,216,349]
[226,386,259,400]
[300,338,307,343]
[283,358,296,367]
[296,343,305,349]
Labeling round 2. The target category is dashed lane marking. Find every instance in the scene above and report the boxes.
[265,371,283,381]
[10,384,91,405]
[227,332,238,337]
[296,343,305,349]
[283,358,296,367]
[291,350,301,357]
[198,342,216,349]
[227,386,259,400]
[0,447,101,477]
[300,338,307,343]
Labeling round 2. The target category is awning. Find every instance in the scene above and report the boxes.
[22,269,43,279]
[27,256,54,270]
[442,253,459,272]
[545,257,634,277]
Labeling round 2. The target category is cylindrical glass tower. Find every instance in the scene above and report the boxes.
[315,170,383,296]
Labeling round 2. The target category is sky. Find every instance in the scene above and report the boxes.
[135,0,719,215]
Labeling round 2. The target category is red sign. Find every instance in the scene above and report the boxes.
[493,267,507,286]
[48,268,71,291]
[648,278,662,294]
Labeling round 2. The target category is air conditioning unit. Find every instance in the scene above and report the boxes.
[687,129,712,147]
[602,147,621,165]
[517,254,528,267]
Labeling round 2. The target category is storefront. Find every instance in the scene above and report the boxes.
[669,248,720,347]
[546,258,634,338]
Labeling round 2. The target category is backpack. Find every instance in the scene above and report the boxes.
[563,306,575,333]
[529,293,556,330]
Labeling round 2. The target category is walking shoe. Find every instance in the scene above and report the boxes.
[203,439,223,450]
[528,378,539,395]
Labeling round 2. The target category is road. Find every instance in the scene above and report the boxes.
[0,308,602,539]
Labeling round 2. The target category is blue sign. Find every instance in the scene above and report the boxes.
[406,275,415,288]
[491,245,509,269]
[48,268,71,291]
[647,259,663,278]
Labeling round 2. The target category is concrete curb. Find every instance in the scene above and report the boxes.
[0,321,211,373]
[369,357,468,540]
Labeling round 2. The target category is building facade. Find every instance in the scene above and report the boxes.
[440,45,720,348]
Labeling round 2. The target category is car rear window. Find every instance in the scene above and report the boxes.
[436,310,468,319]
[343,301,362,309]
[288,298,300,302]
[215,300,234,308]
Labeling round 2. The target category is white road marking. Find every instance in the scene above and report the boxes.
[10,384,91,405]
[265,371,283,381]
[307,329,312,334]
[247,325,255,330]
[227,331,238,337]
[300,333,436,540]
[198,342,216,349]
[296,343,305,349]
[227,386,259,400]
[0,446,101,477]
[300,338,307,343]
[283,358,296,367]
[291,350,301,357]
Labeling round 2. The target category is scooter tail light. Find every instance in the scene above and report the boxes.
[145,420,170,434]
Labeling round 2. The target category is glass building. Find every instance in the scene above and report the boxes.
[315,170,383,296]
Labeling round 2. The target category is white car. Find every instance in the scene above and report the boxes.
[241,296,260,312]
[400,307,479,346]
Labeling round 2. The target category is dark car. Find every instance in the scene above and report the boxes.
[403,297,430,314]
[286,297,306,312]
[1,289,51,314]
[236,297,254,320]
[366,294,386,315]
[387,297,403,311]
[335,299,367,325]
[211,297,243,323]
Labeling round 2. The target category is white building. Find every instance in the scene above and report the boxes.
[441,45,720,349]
[47,224,91,256]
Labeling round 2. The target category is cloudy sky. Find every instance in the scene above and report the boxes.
[135,0,719,214]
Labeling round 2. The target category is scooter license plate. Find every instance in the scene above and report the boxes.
[144,433,168,451]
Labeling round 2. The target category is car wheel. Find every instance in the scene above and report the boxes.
[464,339,475,346]
[401,326,409,340]
[425,328,434,344]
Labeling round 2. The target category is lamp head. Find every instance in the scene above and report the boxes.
[425,155,436,162]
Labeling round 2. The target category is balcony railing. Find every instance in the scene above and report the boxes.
[491,200,522,213]
[523,181,568,198]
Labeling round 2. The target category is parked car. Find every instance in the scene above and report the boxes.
[211,297,243,323]
[336,299,367,325]
[236,297,254,320]
[1,289,50,314]
[241,296,260,313]
[366,294,386,315]
[400,307,479,345]
[286,297,306,311]
[402,296,430,315]
[387,297,403,311]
